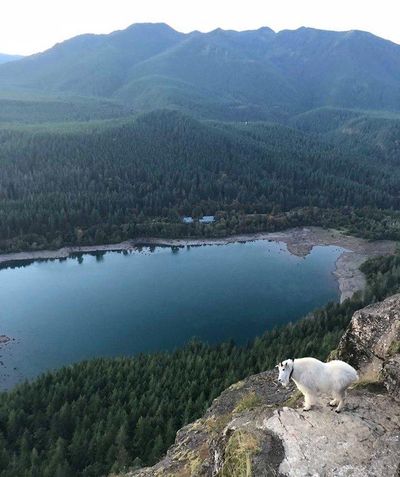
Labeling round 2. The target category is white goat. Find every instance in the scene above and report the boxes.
[276,357,358,412]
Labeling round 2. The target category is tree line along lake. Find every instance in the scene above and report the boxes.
[0,240,345,389]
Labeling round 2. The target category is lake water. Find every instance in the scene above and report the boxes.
[0,240,344,389]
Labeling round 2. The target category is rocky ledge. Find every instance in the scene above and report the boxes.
[118,295,400,477]
[334,293,400,402]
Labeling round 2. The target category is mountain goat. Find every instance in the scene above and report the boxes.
[276,357,358,412]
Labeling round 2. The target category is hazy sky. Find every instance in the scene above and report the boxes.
[1,0,399,55]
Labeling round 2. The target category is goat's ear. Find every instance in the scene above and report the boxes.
[275,364,279,368]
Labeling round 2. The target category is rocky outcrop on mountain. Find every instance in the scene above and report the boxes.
[120,372,295,477]
[335,293,400,401]
[119,294,400,477]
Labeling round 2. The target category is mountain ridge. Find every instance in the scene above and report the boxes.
[0,53,23,65]
[1,23,400,119]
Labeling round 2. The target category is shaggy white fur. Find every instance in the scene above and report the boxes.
[277,357,358,412]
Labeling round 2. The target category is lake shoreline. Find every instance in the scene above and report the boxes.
[0,227,396,302]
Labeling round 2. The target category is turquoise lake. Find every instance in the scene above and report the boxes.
[0,241,344,389]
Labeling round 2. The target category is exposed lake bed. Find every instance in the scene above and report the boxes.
[0,227,395,390]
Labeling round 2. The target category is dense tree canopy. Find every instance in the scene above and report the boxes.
[1,110,400,253]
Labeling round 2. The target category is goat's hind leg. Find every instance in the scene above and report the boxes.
[332,390,345,413]
[328,398,338,407]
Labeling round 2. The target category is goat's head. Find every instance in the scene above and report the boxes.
[276,359,294,387]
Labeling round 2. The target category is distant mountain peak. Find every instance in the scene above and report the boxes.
[0,23,399,115]
[257,26,275,33]
[124,22,179,33]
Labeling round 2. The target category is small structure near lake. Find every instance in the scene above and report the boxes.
[182,215,215,224]
[199,215,215,224]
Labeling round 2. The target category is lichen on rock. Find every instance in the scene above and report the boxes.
[336,293,400,400]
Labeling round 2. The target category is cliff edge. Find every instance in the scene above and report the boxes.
[118,294,400,477]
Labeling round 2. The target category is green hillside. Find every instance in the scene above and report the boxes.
[0,24,184,97]
[0,110,400,253]
[0,97,132,124]
[1,24,400,119]
[0,54,23,65]
[290,107,400,163]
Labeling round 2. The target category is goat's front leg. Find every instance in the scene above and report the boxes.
[303,392,314,411]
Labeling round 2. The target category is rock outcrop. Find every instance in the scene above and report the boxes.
[335,293,400,401]
[119,295,400,477]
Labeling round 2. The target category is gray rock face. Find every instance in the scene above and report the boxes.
[118,295,400,477]
[382,355,400,402]
[335,293,400,400]
[266,391,400,477]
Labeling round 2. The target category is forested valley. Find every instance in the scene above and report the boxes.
[1,20,400,477]
[1,109,400,253]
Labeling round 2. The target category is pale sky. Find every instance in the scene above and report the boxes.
[1,0,399,55]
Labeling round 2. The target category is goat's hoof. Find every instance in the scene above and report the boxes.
[328,401,336,407]
[335,409,341,413]
[303,407,311,412]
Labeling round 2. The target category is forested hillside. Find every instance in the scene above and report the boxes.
[1,24,400,118]
[1,110,400,252]
[1,253,399,476]
[0,54,22,65]
[0,97,131,124]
